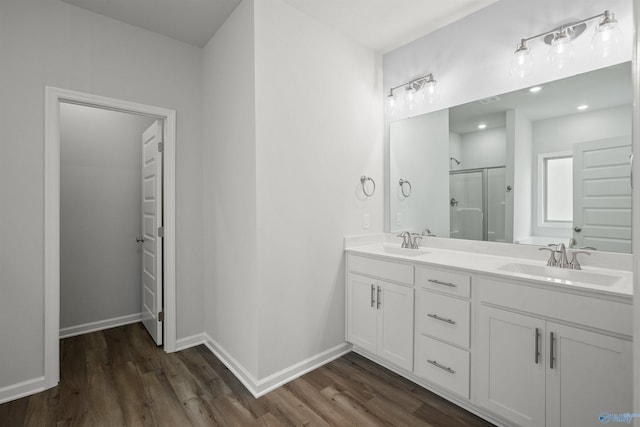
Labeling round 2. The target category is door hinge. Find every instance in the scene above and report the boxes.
[158,226,165,237]
[158,311,164,322]
[158,142,164,153]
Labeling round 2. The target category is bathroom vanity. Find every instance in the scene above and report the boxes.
[345,237,632,427]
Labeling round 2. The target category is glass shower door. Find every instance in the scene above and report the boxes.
[450,171,483,240]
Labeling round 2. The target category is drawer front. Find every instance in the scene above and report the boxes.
[415,266,471,298]
[348,254,414,285]
[417,290,470,348]
[415,335,470,399]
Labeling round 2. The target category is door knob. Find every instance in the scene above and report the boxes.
[136,236,145,243]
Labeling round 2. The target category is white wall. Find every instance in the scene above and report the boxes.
[508,110,533,242]
[59,104,153,331]
[0,0,203,394]
[390,110,450,236]
[459,127,506,170]
[202,0,382,384]
[202,0,259,379]
[254,0,382,379]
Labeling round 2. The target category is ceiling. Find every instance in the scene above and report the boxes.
[59,0,497,51]
[449,62,632,135]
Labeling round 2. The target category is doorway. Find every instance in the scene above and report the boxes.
[44,87,177,390]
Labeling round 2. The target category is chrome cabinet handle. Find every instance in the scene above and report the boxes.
[370,284,375,308]
[427,279,456,288]
[549,332,555,369]
[376,286,381,309]
[535,328,540,364]
[427,313,456,325]
[427,359,455,374]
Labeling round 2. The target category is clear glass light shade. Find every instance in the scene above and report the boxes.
[404,86,417,111]
[385,92,398,116]
[547,32,574,70]
[510,49,533,79]
[424,80,438,104]
[591,21,623,58]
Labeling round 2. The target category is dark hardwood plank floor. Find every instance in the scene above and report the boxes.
[0,323,494,426]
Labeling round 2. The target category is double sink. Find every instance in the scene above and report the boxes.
[377,244,621,288]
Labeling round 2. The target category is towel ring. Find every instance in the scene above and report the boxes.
[399,179,412,197]
[360,175,376,197]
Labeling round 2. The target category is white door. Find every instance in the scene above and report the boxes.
[573,137,632,252]
[545,323,632,427]
[346,274,377,354]
[477,305,546,427]
[141,121,163,345]
[377,281,414,371]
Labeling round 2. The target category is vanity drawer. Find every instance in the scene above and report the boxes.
[417,290,470,348]
[347,254,413,285]
[415,266,471,298]
[415,335,470,399]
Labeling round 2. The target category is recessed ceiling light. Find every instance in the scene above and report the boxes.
[529,86,543,93]
[478,123,487,129]
[577,104,589,110]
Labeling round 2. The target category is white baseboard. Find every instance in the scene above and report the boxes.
[59,312,143,339]
[0,376,46,405]
[202,333,351,397]
[175,333,206,351]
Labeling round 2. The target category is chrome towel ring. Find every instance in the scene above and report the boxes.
[360,175,376,197]
[399,178,412,197]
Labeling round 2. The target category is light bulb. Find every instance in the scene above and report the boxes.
[547,29,574,70]
[385,91,398,116]
[424,74,439,104]
[591,11,623,58]
[510,39,533,79]
[405,85,416,111]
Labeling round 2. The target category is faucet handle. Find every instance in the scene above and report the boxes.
[411,233,422,249]
[539,247,557,267]
[569,250,591,270]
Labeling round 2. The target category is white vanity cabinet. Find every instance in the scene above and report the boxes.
[346,255,414,371]
[477,277,632,427]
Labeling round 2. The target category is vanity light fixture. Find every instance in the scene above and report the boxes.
[511,10,622,77]
[386,73,438,115]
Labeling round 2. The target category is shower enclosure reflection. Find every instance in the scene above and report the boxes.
[450,167,506,242]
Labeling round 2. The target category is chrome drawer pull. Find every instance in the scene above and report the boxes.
[427,279,456,288]
[427,313,456,325]
[427,359,455,374]
[535,328,540,364]
[370,284,375,308]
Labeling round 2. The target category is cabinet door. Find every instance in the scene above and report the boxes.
[346,273,377,353]
[477,305,546,427]
[377,281,414,371]
[546,323,632,427]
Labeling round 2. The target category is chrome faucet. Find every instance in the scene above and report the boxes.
[555,243,569,268]
[422,228,436,237]
[397,231,411,248]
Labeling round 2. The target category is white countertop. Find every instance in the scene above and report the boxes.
[345,241,633,299]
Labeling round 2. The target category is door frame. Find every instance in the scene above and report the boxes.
[44,86,177,389]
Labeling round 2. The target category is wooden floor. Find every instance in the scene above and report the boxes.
[0,323,494,426]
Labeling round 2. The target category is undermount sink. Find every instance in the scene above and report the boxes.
[498,263,620,287]
[382,245,430,257]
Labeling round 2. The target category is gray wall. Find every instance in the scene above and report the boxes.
[0,0,203,392]
[60,103,154,332]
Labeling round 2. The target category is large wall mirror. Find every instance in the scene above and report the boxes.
[389,62,632,253]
